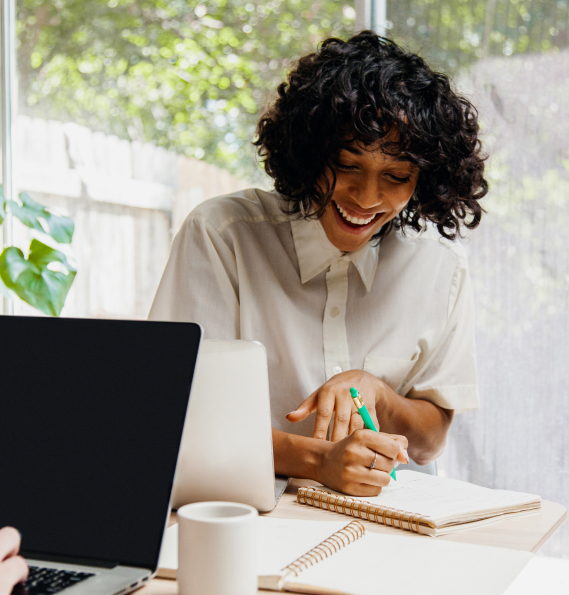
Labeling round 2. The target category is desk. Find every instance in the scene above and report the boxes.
[141,479,567,595]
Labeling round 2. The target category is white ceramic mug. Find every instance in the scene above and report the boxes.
[177,501,258,595]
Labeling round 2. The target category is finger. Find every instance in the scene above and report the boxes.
[348,411,364,434]
[362,469,392,488]
[359,432,400,461]
[330,397,352,442]
[385,434,410,464]
[286,391,319,423]
[312,389,336,440]
[0,556,29,592]
[357,444,398,477]
[0,527,20,562]
[352,472,391,496]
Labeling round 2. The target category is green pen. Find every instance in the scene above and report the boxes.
[350,387,397,481]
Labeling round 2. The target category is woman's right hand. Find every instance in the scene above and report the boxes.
[0,527,28,595]
[316,429,409,496]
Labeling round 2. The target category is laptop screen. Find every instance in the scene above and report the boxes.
[0,316,201,570]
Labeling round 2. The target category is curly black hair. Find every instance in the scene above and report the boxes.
[254,30,487,240]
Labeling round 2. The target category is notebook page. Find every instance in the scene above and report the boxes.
[257,517,353,575]
[320,470,540,525]
[293,532,532,595]
[158,518,351,577]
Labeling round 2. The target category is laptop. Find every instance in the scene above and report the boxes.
[171,340,289,513]
[0,315,201,595]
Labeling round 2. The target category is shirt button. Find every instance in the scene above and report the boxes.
[330,307,340,318]
[333,366,342,375]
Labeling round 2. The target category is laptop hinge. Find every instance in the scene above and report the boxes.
[22,551,118,569]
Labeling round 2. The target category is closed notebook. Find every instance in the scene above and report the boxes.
[296,470,541,537]
[159,517,531,595]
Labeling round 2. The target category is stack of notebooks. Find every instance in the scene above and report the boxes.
[158,471,541,594]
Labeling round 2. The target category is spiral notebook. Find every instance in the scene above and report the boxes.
[158,517,532,594]
[296,470,541,537]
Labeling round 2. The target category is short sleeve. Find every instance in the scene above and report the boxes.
[403,253,480,413]
[148,215,240,340]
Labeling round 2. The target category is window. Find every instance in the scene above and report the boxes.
[10,0,356,318]
[387,0,569,557]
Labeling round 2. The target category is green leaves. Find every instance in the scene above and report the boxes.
[0,240,77,317]
[17,0,355,182]
[0,185,77,316]
[8,192,74,244]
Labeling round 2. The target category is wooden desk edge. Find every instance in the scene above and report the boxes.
[530,500,567,553]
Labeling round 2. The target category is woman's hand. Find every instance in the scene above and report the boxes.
[0,527,28,595]
[286,370,384,441]
[317,430,409,496]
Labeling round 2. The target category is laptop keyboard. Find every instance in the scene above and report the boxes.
[12,566,95,595]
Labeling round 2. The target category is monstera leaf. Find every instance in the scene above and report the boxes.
[8,192,74,244]
[0,240,77,316]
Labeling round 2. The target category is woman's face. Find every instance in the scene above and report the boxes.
[318,142,419,252]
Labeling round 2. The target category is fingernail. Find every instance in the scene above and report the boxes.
[403,449,409,464]
[286,411,295,417]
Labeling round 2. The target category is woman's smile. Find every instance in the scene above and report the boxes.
[332,200,384,234]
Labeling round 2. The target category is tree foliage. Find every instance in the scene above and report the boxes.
[388,0,569,72]
[18,0,355,181]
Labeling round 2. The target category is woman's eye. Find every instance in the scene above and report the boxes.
[336,163,359,171]
[387,174,411,183]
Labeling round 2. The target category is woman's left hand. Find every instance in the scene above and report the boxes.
[287,370,387,442]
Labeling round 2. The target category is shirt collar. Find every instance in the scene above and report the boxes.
[290,216,379,292]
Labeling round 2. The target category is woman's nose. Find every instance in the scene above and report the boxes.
[355,178,384,210]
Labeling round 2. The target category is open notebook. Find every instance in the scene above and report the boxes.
[296,470,542,536]
[158,517,531,594]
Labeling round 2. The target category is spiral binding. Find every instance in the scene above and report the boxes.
[297,487,434,535]
[281,520,365,578]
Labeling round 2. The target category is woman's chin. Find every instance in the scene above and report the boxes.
[325,227,378,252]
[321,210,382,251]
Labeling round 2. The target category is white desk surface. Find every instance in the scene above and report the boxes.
[141,478,567,595]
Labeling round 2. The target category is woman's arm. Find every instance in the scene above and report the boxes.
[272,427,408,496]
[0,527,28,595]
[374,382,453,465]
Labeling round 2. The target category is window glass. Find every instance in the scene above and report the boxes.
[388,0,569,558]
[15,0,356,318]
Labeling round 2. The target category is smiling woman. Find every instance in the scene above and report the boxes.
[255,31,487,245]
[149,30,488,496]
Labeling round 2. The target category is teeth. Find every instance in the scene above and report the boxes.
[335,202,376,225]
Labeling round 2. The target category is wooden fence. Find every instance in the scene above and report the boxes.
[13,116,250,319]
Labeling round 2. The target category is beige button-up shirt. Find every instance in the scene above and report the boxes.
[149,188,479,437]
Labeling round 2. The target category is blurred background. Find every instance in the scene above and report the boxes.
[2,0,568,566]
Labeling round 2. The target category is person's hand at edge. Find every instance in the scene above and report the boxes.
[0,527,28,595]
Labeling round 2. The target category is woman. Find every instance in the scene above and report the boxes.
[149,31,487,495]
[0,528,27,595]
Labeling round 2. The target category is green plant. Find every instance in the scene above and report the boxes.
[0,187,76,316]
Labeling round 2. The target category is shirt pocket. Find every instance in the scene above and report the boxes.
[363,355,417,394]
